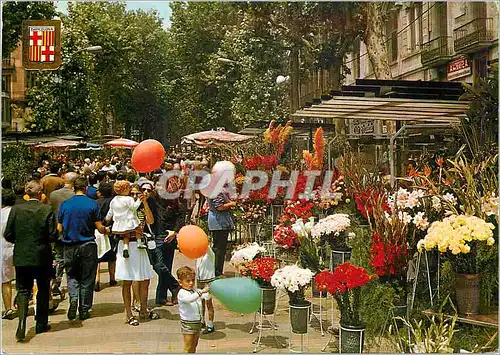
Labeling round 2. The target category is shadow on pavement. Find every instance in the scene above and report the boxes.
[226,321,254,333]
[89,302,125,318]
[154,308,180,321]
[51,319,84,332]
[200,329,226,340]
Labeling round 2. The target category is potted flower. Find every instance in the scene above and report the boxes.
[417,214,495,316]
[230,242,266,269]
[239,257,279,315]
[311,213,354,268]
[271,265,313,334]
[292,218,327,297]
[315,263,374,353]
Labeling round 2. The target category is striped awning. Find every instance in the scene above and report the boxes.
[291,96,469,124]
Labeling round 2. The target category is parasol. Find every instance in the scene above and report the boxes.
[103,138,139,148]
[35,139,80,149]
[181,130,254,147]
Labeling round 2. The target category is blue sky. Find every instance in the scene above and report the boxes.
[55,1,173,28]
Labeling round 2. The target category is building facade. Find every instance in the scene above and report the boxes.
[344,2,498,84]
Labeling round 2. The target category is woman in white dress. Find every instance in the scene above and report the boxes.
[1,189,16,319]
[113,184,155,326]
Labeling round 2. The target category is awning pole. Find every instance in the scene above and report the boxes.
[390,124,407,188]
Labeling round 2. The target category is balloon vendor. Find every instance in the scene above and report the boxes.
[176,266,210,353]
[195,245,216,334]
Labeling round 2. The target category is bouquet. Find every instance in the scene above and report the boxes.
[230,243,266,267]
[273,224,300,249]
[238,202,268,224]
[311,214,353,250]
[314,262,373,327]
[239,257,278,287]
[271,264,313,306]
[417,214,495,274]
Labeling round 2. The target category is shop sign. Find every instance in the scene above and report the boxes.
[447,57,471,80]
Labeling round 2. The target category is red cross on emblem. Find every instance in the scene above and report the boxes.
[41,46,55,62]
[29,31,43,46]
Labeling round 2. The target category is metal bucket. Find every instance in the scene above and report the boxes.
[455,273,480,316]
[330,249,352,270]
[289,301,311,334]
[261,287,277,315]
[340,324,365,353]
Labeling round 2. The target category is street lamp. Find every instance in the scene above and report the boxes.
[276,75,290,85]
[216,57,241,65]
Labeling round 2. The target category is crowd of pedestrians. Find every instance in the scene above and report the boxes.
[1,153,230,348]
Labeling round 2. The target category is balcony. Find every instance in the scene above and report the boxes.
[454,18,495,54]
[421,36,453,67]
[2,58,14,70]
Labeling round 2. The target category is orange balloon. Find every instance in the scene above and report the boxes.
[131,139,165,173]
[177,225,209,259]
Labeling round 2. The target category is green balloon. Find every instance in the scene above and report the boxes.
[210,277,262,314]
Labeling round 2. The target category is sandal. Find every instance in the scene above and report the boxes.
[126,317,139,326]
[2,309,15,320]
[148,311,160,320]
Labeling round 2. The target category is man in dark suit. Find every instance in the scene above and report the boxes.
[4,180,58,341]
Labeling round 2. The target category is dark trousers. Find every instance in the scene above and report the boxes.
[148,242,179,304]
[16,265,51,326]
[63,241,98,314]
[212,230,230,277]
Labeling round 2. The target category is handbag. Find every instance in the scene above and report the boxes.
[144,223,157,250]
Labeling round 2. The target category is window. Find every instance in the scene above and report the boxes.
[386,11,399,62]
[476,55,488,78]
[416,3,423,48]
[25,71,39,89]
[2,75,11,93]
[2,93,12,126]
[407,6,416,52]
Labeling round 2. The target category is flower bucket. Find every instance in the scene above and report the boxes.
[392,297,408,328]
[271,205,284,225]
[289,301,311,334]
[261,287,277,315]
[245,223,261,243]
[455,273,480,316]
[340,324,365,353]
[330,249,351,271]
[311,278,327,298]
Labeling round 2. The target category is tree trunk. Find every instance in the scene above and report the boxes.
[290,47,300,112]
[363,2,393,80]
[329,65,345,135]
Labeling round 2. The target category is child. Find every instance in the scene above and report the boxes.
[106,180,144,258]
[195,246,216,334]
[177,266,210,353]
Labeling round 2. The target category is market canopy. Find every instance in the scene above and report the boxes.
[35,139,80,149]
[291,96,468,125]
[103,138,139,148]
[181,130,254,146]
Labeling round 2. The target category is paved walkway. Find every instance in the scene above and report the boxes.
[2,253,342,353]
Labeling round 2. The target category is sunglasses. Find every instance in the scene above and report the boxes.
[142,188,152,192]
[131,192,140,195]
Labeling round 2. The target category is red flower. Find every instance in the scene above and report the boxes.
[353,188,390,220]
[370,232,408,278]
[273,224,300,249]
[240,257,278,284]
[314,263,373,295]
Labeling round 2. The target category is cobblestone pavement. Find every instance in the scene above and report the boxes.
[2,253,342,353]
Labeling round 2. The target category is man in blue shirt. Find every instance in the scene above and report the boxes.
[57,177,110,321]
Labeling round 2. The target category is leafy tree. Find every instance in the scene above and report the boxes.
[2,1,57,57]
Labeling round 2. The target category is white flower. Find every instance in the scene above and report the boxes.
[432,196,442,211]
[412,211,429,230]
[442,193,457,205]
[271,265,313,293]
[398,211,413,225]
[481,192,499,217]
[230,243,265,266]
[310,214,351,242]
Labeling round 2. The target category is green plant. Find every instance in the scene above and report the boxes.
[390,297,458,353]
[1,143,36,191]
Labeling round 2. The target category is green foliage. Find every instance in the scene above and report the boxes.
[460,64,499,159]
[450,325,498,353]
[1,144,36,191]
[1,1,56,57]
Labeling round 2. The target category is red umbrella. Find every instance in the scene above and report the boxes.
[103,138,139,148]
[35,139,80,149]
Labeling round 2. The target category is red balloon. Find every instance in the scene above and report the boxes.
[177,225,209,259]
[131,139,165,173]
